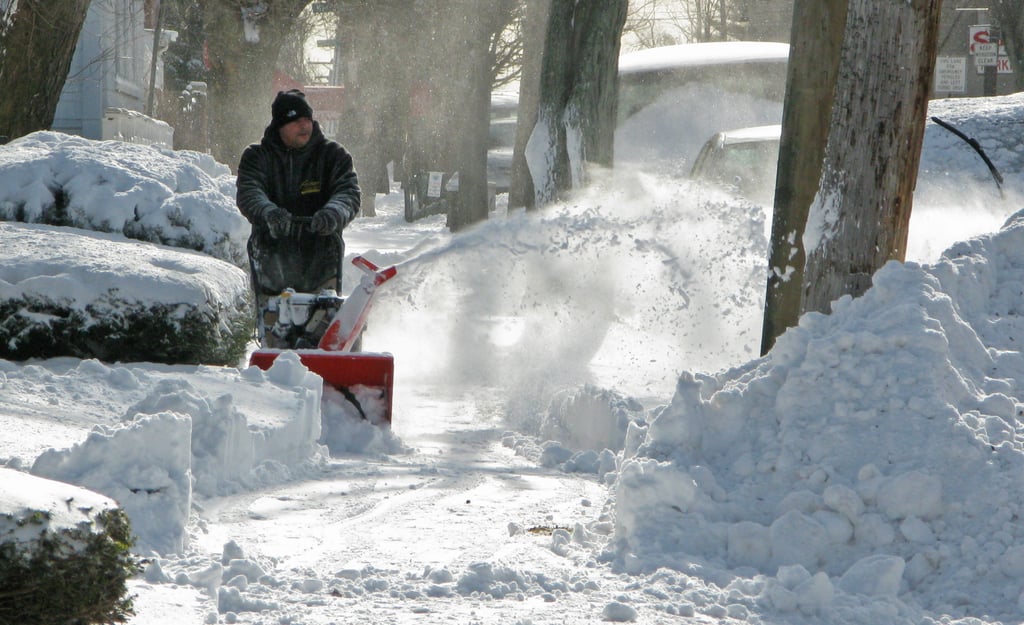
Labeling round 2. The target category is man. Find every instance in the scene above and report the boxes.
[237,89,361,338]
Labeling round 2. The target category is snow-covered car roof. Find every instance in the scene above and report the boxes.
[618,41,790,76]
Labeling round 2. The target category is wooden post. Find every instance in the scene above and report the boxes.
[760,0,847,355]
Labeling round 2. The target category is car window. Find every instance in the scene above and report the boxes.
[692,135,780,204]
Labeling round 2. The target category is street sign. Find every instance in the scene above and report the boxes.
[976,53,998,67]
[934,56,966,93]
[978,56,1014,75]
[969,25,990,53]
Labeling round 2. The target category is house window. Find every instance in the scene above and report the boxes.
[112,0,143,99]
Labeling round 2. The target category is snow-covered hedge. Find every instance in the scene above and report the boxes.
[0,223,252,366]
[0,468,138,624]
[0,131,249,267]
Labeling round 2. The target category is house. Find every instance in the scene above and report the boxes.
[52,0,176,147]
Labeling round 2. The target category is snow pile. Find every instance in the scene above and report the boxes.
[0,132,248,265]
[7,353,329,554]
[319,384,409,456]
[32,412,194,555]
[611,211,1024,621]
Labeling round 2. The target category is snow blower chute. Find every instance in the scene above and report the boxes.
[248,255,398,423]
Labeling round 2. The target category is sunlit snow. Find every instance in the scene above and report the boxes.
[1,92,1024,624]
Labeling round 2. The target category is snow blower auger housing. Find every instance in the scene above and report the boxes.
[249,255,398,424]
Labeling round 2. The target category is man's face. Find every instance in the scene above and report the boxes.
[279,117,313,149]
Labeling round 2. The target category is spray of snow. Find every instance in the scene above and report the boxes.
[364,171,769,410]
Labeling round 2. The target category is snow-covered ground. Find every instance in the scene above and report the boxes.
[3,93,1024,625]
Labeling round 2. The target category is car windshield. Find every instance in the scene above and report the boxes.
[692,135,780,204]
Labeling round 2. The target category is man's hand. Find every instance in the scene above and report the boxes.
[310,208,341,236]
[263,207,291,239]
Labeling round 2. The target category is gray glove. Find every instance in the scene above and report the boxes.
[310,208,340,236]
[263,207,291,239]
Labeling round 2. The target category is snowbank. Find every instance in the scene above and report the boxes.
[611,209,1024,621]
[9,353,327,554]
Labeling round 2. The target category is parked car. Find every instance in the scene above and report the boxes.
[689,107,1014,209]
[615,41,789,172]
[690,124,781,205]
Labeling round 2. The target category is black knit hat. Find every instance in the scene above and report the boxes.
[271,89,313,127]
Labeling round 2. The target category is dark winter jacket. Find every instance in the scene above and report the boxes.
[237,122,360,295]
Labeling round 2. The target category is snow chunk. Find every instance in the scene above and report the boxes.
[602,600,639,622]
[876,471,943,520]
[770,511,828,570]
[837,554,905,597]
[727,521,771,569]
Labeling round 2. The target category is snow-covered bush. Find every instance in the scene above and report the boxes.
[0,469,139,624]
[0,223,252,366]
[0,131,249,267]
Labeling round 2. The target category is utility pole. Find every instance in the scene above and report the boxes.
[760,0,847,355]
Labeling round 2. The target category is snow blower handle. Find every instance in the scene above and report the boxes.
[280,215,341,236]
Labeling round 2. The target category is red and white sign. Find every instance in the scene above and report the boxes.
[969,25,990,54]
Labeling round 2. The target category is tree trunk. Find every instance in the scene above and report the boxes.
[338,0,419,218]
[759,0,847,355]
[0,0,91,141]
[801,0,942,316]
[528,0,627,207]
[446,2,507,232]
[992,0,1024,91]
[509,0,551,210]
[197,0,310,171]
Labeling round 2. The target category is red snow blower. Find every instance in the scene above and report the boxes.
[248,255,398,423]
